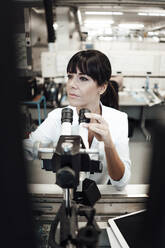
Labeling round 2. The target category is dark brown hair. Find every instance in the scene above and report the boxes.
[100,80,119,110]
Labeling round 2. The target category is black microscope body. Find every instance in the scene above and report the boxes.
[41,108,103,248]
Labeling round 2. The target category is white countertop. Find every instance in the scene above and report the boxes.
[119,89,161,106]
[28,183,149,198]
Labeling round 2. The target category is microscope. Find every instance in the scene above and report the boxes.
[35,108,104,248]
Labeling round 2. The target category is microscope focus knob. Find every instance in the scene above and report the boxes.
[56,166,76,188]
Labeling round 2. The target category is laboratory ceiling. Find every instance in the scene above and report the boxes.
[14,0,165,41]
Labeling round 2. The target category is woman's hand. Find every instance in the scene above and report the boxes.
[84,112,125,182]
[83,112,113,148]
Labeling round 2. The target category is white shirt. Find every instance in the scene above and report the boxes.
[25,104,131,190]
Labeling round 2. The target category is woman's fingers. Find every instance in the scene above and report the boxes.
[89,125,105,136]
[85,112,105,124]
[83,122,108,136]
[83,112,110,143]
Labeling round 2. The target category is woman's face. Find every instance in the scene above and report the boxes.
[66,68,102,111]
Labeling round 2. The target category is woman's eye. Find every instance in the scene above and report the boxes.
[67,74,73,80]
[79,76,88,81]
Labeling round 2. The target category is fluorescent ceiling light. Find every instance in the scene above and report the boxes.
[85,20,114,24]
[85,11,112,15]
[118,23,144,29]
[113,12,123,15]
[138,12,165,16]
[85,11,123,15]
[138,13,148,16]
[84,20,114,28]
[149,13,161,16]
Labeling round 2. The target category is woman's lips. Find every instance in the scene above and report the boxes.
[69,93,79,98]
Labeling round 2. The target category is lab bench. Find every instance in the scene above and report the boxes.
[28,184,148,247]
[119,88,163,141]
[28,184,148,222]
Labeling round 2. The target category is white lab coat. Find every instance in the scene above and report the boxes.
[25,104,131,190]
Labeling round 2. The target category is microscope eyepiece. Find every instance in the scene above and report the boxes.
[61,108,73,124]
[79,108,90,124]
[78,109,90,149]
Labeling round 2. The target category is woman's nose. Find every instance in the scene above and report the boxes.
[69,76,78,88]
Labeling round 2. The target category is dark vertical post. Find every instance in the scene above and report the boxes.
[0,1,36,247]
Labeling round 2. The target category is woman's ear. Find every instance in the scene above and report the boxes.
[99,84,108,95]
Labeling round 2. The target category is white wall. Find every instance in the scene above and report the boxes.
[94,39,165,89]
[32,21,165,90]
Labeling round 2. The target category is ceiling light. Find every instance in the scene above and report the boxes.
[149,13,161,16]
[85,11,112,15]
[84,20,114,28]
[138,12,165,17]
[118,24,144,29]
[85,20,114,24]
[112,12,123,15]
[138,13,148,16]
[85,11,123,15]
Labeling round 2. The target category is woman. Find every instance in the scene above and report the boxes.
[25,50,131,190]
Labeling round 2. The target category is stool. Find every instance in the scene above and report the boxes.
[22,95,47,125]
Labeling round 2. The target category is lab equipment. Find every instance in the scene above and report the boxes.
[79,108,91,149]
[32,107,104,247]
[145,75,150,91]
[61,107,73,135]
